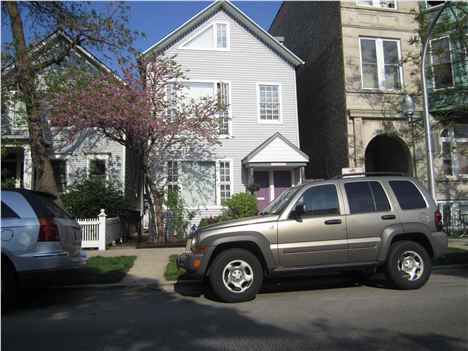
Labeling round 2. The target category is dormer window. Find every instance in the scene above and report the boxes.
[182,22,230,50]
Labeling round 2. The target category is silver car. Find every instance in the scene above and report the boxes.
[1,189,87,306]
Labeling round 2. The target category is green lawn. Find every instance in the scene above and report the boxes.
[73,256,136,284]
[164,254,188,281]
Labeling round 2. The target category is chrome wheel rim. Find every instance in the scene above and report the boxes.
[222,260,254,293]
[397,250,424,281]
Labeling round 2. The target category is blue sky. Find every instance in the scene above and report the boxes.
[1,1,282,72]
[127,1,282,52]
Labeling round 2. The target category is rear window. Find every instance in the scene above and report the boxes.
[345,181,391,214]
[37,195,73,219]
[389,181,427,210]
[1,202,19,219]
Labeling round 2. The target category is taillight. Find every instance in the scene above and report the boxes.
[38,218,60,241]
[434,210,444,231]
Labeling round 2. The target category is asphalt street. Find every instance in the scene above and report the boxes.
[2,266,467,351]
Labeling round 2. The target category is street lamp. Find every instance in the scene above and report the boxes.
[401,93,418,177]
[420,1,451,201]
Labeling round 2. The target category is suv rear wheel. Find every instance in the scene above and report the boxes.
[209,249,263,303]
[385,241,431,289]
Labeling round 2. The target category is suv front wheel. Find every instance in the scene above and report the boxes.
[209,248,263,303]
[385,241,431,290]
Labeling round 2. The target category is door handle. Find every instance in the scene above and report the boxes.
[381,215,396,220]
[325,219,342,225]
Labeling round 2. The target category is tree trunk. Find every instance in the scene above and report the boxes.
[145,173,165,243]
[5,1,58,195]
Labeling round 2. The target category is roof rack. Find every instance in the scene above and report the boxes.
[333,172,408,179]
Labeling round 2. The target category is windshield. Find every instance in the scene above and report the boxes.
[261,186,301,215]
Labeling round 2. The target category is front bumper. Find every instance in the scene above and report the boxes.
[176,252,206,278]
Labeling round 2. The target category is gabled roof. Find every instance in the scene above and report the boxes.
[142,1,304,67]
[243,133,309,165]
[2,30,120,80]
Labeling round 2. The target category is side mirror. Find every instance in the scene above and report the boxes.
[291,204,307,219]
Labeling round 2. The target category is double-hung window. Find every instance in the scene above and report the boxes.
[258,84,281,122]
[430,37,454,89]
[165,82,177,118]
[167,161,179,192]
[360,38,402,90]
[166,160,232,207]
[183,81,231,136]
[357,0,396,9]
[219,161,231,203]
[89,159,106,180]
[216,82,230,136]
[441,126,468,178]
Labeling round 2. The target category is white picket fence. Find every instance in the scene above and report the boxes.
[78,209,122,251]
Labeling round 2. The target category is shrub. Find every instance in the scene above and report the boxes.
[61,178,128,218]
[198,215,223,228]
[164,190,195,237]
[223,193,258,220]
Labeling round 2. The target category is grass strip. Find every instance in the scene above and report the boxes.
[164,254,186,281]
[73,256,136,284]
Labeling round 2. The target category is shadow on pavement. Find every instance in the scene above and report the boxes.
[3,271,467,351]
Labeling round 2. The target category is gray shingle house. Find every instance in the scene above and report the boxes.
[143,1,307,221]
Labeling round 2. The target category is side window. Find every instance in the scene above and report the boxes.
[345,181,390,214]
[297,185,340,216]
[389,181,427,210]
[1,202,19,219]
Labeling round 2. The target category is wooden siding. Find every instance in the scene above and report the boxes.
[165,11,300,195]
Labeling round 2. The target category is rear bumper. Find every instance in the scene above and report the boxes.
[431,231,448,258]
[18,265,87,288]
[15,249,87,288]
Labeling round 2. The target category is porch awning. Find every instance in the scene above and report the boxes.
[242,132,309,168]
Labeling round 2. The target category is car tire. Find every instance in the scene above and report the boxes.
[209,249,263,303]
[385,241,431,290]
[2,261,19,308]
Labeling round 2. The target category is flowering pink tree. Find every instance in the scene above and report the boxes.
[48,55,220,239]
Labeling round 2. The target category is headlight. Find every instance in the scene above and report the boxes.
[185,238,192,253]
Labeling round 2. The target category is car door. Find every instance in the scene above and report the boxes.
[341,180,401,262]
[277,184,347,267]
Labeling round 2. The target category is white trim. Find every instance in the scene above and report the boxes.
[356,0,397,10]
[179,21,231,52]
[141,1,304,66]
[441,127,468,179]
[217,158,234,205]
[359,37,403,91]
[429,36,455,91]
[182,79,233,137]
[143,1,221,55]
[256,82,283,124]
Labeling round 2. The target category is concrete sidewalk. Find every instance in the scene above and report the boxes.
[80,237,468,289]
[85,246,185,288]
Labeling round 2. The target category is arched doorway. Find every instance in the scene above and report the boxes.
[365,134,413,176]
